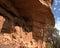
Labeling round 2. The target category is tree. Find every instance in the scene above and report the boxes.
[44,25,59,48]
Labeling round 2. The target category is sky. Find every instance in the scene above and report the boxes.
[52,0,60,30]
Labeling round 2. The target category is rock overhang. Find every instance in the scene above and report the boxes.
[0,0,55,48]
[11,0,55,27]
[0,0,55,27]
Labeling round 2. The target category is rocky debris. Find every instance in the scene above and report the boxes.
[0,26,39,48]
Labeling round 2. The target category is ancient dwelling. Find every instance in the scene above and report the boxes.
[0,0,54,48]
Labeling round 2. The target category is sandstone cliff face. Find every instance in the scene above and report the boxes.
[0,0,54,48]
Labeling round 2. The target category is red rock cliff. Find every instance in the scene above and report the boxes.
[0,0,54,48]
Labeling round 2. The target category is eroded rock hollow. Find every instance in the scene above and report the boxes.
[0,0,54,48]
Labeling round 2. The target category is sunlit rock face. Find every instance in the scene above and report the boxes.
[0,0,54,48]
[0,16,5,32]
